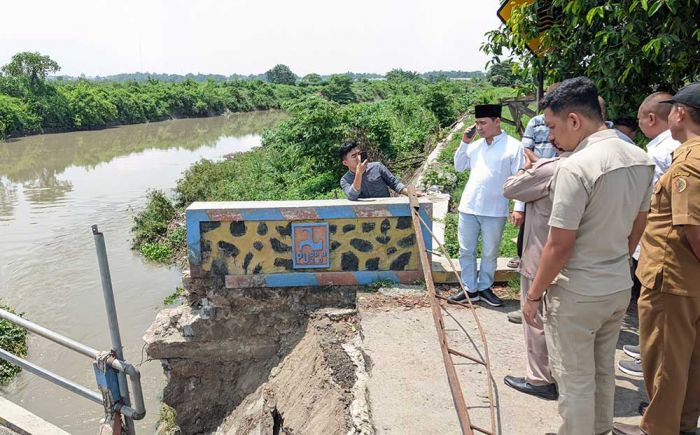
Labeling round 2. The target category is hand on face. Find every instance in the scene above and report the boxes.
[462,124,478,143]
[356,158,368,175]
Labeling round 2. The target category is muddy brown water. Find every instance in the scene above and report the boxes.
[0,111,286,434]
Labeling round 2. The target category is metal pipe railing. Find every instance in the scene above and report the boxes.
[0,224,147,430]
[0,308,98,359]
[0,348,104,405]
[0,308,146,420]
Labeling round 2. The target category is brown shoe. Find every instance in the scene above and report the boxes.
[612,422,646,435]
[507,256,520,268]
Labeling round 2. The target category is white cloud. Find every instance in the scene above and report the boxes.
[0,0,502,76]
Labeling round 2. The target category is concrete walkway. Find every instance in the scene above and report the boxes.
[359,290,658,434]
[0,396,70,435]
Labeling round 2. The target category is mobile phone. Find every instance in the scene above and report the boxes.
[360,151,368,161]
[466,125,477,139]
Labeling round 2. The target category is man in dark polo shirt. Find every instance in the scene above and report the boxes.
[613,83,700,435]
[339,141,409,200]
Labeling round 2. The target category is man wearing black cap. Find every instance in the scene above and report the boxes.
[613,83,700,435]
[450,103,524,307]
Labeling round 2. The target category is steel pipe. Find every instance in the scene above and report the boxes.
[92,225,136,433]
[0,348,103,405]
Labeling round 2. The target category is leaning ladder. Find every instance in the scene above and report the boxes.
[408,188,497,435]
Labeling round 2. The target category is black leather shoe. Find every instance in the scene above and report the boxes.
[638,401,648,416]
[503,375,558,400]
[479,288,504,307]
[448,290,479,303]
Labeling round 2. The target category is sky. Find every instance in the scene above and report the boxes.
[0,0,504,77]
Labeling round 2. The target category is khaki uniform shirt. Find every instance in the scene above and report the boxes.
[637,136,700,297]
[503,157,562,279]
[548,129,654,296]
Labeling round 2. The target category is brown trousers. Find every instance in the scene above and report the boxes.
[520,277,554,385]
[639,286,700,434]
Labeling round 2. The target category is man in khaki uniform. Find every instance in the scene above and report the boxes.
[613,84,700,435]
[522,77,654,435]
[502,150,567,400]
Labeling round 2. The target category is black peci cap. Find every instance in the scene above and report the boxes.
[660,83,700,109]
[474,104,502,118]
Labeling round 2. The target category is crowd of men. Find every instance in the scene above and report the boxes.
[339,77,699,434]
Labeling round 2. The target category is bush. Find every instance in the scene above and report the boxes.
[0,303,28,385]
[0,94,41,137]
[131,190,176,248]
[64,81,119,129]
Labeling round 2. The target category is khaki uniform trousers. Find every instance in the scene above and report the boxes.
[521,277,555,385]
[544,285,630,435]
[639,286,700,435]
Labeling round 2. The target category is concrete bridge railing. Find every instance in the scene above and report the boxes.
[185,197,433,288]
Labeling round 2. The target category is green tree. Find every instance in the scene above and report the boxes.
[422,81,458,127]
[2,52,60,92]
[385,69,421,81]
[300,73,323,86]
[322,74,356,104]
[265,64,297,85]
[485,60,523,87]
[482,0,700,118]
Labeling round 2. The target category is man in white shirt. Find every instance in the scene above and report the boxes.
[639,92,682,185]
[617,91,682,379]
[450,104,525,307]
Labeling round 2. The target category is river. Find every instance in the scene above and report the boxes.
[0,111,286,433]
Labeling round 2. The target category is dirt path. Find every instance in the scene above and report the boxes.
[359,289,650,435]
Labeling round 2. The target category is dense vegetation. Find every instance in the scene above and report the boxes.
[55,69,484,84]
[0,303,28,385]
[132,75,511,263]
[482,0,700,118]
[0,53,311,138]
[0,52,486,140]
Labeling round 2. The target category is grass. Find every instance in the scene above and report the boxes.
[0,302,28,385]
[132,191,186,264]
[163,287,186,306]
[159,404,178,432]
[366,279,396,292]
[501,274,521,300]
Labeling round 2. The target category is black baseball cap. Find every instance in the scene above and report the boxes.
[660,83,700,109]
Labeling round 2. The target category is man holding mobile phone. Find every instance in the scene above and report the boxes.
[339,141,410,200]
[450,104,525,307]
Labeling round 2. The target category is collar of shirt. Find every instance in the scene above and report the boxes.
[572,128,618,153]
[674,135,700,159]
[647,129,672,150]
